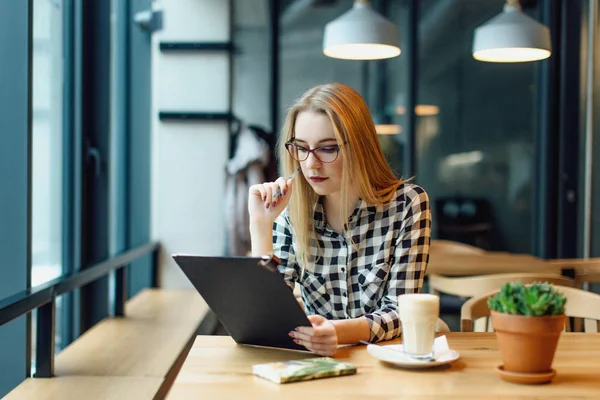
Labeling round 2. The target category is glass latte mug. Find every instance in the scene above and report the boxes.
[397,294,440,360]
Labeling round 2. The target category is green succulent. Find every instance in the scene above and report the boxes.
[487,281,567,317]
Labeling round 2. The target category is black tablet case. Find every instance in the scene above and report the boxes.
[173,255,311,351]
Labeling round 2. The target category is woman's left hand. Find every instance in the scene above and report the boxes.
[290,315,338,356]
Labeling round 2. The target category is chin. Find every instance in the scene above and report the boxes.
[309,184,336,196]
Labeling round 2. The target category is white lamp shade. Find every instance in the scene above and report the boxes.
[323,1,400,60]
[473,4,551,62]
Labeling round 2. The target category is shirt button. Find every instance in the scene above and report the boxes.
[343,292,347,297]
[341,268,346,273]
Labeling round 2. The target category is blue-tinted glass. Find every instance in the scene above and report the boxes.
[31,0,64,373]
[415,0,537,253]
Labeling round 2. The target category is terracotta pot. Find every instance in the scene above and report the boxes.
[491,311,565,374]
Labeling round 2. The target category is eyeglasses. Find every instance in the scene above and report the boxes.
[285,141,342,163]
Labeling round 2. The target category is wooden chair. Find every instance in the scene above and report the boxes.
[461,285,600,333]
[430,240,486,255]
[427,240,486,316]
[430,273,574,331]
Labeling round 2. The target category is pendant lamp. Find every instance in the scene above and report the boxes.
[323,0,400,60]
[472,0,551,62]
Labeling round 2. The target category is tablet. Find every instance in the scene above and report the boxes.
[172,254,311,351]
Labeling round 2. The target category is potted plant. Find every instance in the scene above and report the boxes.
[488,281,567,383]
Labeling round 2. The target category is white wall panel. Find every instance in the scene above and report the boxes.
[158,54,229,111]
[153,0,230,289]
[156,122,228,288]
[159,0,229,42]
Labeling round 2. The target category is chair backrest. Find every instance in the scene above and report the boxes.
[461,285,600,333]
[430,240,486,255]
[429,273,575,298]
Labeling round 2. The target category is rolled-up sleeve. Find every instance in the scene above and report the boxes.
[364,187,432,342]
[272,210,299,290]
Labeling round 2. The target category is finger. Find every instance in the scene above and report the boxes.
[275,177,287,197]
[304,341,337,353]
[291,330,336,345]
[294,326,314,336]
[263,184,273,208]
[294,339,336,356]
[266,182,281,207]
[307,315,327,325]
[249,185,267,201]
[311,326,336,338]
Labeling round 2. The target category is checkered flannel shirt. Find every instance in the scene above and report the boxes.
[272,183,431,342]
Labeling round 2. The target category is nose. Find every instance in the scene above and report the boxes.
[304,151,323,169]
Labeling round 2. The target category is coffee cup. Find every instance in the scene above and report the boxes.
[397,293,440,359]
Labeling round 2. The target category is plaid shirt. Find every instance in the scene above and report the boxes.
[273,184,431,342]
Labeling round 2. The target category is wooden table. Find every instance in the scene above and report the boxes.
[167,333,600,399]
[6,290,208,400]
[54,289,208,377]
[427,252,600,278]
[4,377,163,400]
[427,253,560,276]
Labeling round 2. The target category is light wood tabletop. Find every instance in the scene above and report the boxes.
[167,332,600,399]
[427,250,600,278]
[427,253,561,276]
[54,289,208,377]
[4,376,163,400]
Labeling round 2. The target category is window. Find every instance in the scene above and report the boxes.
[32,0,64,287]
[278,0,365,129]
[414,0,538,252]
[31,0,65,371]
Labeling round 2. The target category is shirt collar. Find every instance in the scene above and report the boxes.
[313,196,377,233]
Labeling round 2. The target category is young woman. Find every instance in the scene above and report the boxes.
[248,83,432,356]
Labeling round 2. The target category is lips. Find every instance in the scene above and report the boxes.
[310,177,328,183]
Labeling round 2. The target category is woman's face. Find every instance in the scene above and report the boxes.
[293,110,344,197]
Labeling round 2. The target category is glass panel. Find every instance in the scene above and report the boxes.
[233,0,273,131]
[32,0,64,285]
[31,0,64,370]
[279,0,365,131]
[277,1,408,178]
[382,0,410,177]
[585,0,600,294]
[416,0,538,253]
[592,28,600,260]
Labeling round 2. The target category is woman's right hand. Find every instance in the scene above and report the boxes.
[248,177,294,223]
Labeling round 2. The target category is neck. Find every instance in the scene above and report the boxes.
[323,188,360,232]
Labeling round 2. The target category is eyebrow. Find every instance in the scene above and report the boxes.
[293,138,338,145]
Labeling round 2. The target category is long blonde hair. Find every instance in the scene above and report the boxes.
[279,83,404,268]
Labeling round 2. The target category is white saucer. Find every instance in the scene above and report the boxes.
[366,344,460,369]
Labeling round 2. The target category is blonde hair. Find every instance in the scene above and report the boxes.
[279,83,405,269]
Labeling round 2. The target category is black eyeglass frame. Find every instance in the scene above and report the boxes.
[284,139,345,163]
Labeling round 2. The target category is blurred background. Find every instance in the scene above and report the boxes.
[1,0,599,396]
